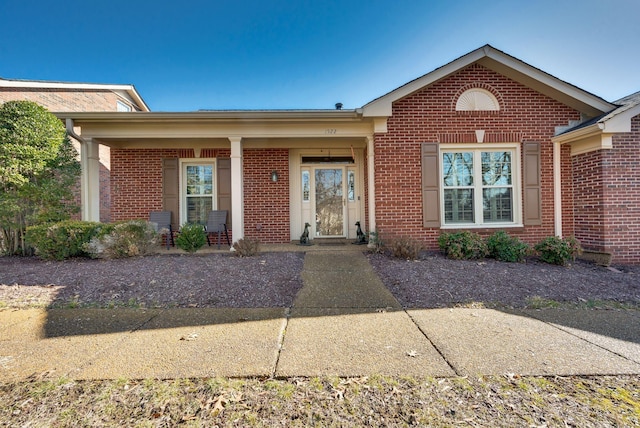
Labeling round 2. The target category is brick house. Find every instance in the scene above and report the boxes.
[0,77,149,222]
[56,45,640,263]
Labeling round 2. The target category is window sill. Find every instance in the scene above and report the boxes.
[440,224,524,232]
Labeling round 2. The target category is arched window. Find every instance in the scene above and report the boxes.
[455,88,500,111]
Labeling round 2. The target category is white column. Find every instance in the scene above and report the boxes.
[80,138,101,222]
[229,137,244,243]
[366,135,376,245]
[553,141,563,237]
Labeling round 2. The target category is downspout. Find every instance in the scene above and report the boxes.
[65,118,83,143]
[553,141,563,237]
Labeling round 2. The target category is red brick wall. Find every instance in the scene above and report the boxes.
[374,63,580,249]
[111,149,175,221]
[573,114,640,263]
[243,149,290,243]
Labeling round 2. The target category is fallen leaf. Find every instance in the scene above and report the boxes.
[180,332,199,341]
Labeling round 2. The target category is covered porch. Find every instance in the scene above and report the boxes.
[60,110,384,244]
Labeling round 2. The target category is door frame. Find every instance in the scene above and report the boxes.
[289,148,365,241]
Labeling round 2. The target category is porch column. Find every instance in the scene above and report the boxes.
[229,137,244,243]
[80,138,101,222]
[366,135,376,244]
[553,141,563,237]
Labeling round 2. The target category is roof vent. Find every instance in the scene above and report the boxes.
[335,102,343,110]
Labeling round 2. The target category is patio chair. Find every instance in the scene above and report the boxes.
[149,211,174,250]
[206,210,230,249]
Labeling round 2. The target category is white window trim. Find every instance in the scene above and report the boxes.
[179,158,217,225]
[439,143,522,229]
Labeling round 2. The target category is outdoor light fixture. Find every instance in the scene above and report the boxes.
[271,170,279,182]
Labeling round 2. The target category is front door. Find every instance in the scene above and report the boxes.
[314,168,344,237]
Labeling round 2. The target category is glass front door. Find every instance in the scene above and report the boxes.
[314,168,344,237]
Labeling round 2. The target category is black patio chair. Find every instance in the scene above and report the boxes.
[206,210,230,249]
[149,211,174,250]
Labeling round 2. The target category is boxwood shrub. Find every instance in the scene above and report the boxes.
[26,220,113,260]
[486,230,530,262]
[534,236,582,266]
[438,231,488,260]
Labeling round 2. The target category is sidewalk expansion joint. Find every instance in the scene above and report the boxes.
[403,308,461,377]
[526,311,640,367]
[271,307,291,378]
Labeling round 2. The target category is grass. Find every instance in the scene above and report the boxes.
[1,375,638,426]
[525,296,640,310]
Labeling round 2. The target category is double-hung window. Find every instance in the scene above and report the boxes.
[182,161,215,226]
[441,144,520,226]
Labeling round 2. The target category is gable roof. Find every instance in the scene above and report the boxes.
[362,45,614,118]
[0,77,150,112]
[557,90,640,138]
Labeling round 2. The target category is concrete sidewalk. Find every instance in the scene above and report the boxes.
[1,251,640,381]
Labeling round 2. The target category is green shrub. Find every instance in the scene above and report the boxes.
[26,220,111,260]
[175,223,206,253]
[232,238,260,257]
[84,220,158,259]
[534,236,582,266]
[386,236,423,260]
[486,230,530,262]
[438,231,488,260]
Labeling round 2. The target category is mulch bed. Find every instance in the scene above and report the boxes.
[0,251,638,309]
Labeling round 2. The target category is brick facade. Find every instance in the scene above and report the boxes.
[243,149,290,243]
[373,64,580,249]
[572,114,640,263]
[111,148,291,244]
[0,88,131,112]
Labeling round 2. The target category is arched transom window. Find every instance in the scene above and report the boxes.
[455,88,500,111]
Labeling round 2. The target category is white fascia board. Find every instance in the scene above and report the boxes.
[599,103,640,133]
[481,49,614,114]
[551,123,602,145]
[362,48,485,117]
[362,45,615,118]
[0,78,150,112]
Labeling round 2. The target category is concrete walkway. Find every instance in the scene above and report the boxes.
[1,250,640,381]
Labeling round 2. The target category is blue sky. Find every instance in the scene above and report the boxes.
[1,0,638,111]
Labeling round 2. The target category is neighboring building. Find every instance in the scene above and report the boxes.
[0,77,149,222]
[55,45,640,263]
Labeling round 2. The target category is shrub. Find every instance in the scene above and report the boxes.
[438,231,488,260]
[486,230,530,262]
[84,220,158,259]
[534,236,582,266]
[386,236,423,260]
[232,238,260,257]
[175,223,206,253]
[26,220,111,260]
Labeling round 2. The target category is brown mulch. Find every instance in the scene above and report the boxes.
[0,251,638,309]
[368,252,640,309]
[0,252,304,309]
